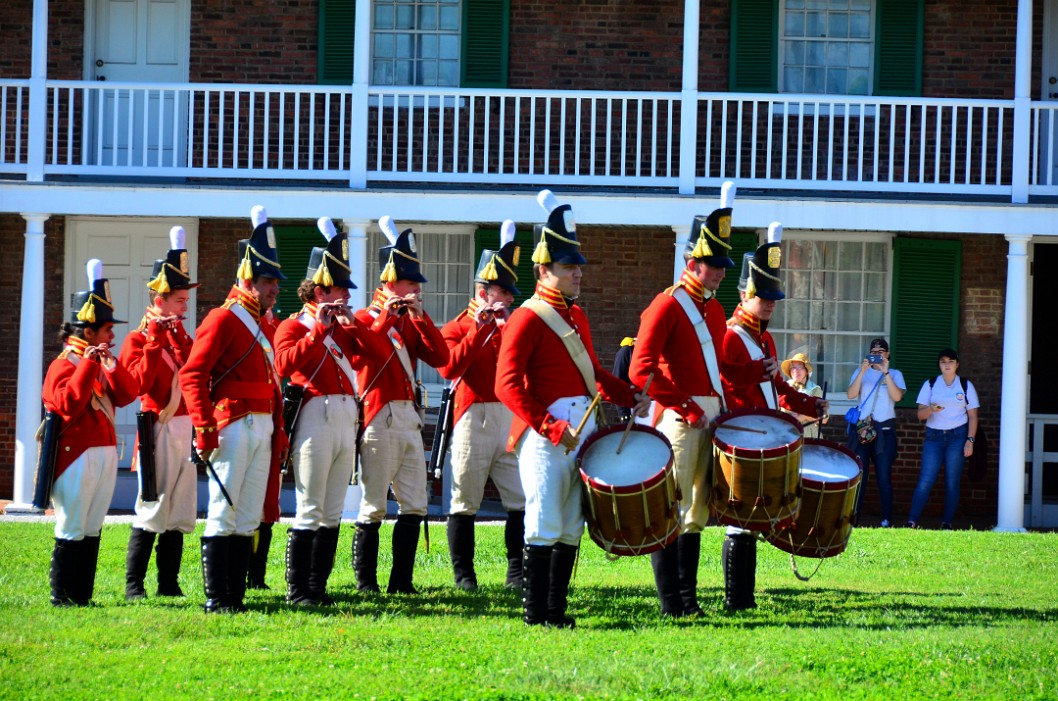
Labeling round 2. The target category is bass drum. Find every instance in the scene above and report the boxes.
[577,424,679,557]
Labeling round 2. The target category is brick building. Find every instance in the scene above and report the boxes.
[1,0,1054,528]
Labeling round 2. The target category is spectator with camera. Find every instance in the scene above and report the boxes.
[906,348,979,530]
[846,338,905,527]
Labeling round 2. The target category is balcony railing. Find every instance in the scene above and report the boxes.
[3,78,1057,199]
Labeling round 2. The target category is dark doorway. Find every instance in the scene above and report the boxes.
[1030,243,1058,414]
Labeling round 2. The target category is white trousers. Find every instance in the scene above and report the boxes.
[655,395,721,533]
[449,402,524,515]
[52,446,117,540]
[518,396,596,547]
[204,413,273,538]
[291,394,358,529]
[357,400,427,523]
[133,415,197,534]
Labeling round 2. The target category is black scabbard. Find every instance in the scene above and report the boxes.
[281,383,307,472]
[428,387,454,479]
[32,411,63,510]
[136,410,160,503]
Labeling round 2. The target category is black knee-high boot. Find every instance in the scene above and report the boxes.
[227,535,253,613]
[722,532,758,611]
[201,536,230,613]
[548,543,578,629]
[155,530,185,597]
[650,542,684,617]
[521,544,552,626]
[352,522,381,593]
[78,535,101,606]
[285,528,317,606]
[677,532,703,616]
[387,515,422,594]
[504,510,525,589]
[125,528,156,601]
[246,522,273,590]
[309,526,340,605]
[447,514,477,590]
[49,538,77,607]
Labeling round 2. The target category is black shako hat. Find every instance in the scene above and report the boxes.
[684,180,736,268]
[737,222,786,301]
[147,226,199,294]
[532,189,587,266]
[237,205,286,281]
[72,259,126,326]
[308,217,356,289]
[474,219,520,295]
[378,215,427,284]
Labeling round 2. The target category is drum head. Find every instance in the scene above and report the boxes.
[579,427,672,488]
[801,439,861,486]
[713,409,802,452]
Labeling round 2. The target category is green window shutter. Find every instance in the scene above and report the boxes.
[319,0,355,86]
[461,0,509,88]
[715,231,760,317]
[273,226,321,319]
[730,0,777,93]
[474,227,533,306]
[890,238,961,407]
[874,0,923,97]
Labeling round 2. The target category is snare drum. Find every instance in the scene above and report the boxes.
[770,438,861,559]
[710,408,803,533]
[577,425,679,557]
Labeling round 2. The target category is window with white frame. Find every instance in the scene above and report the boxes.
[366,224,474,388]
[372,0,461,87]
[768,232,892,401]
[780,0,873,95]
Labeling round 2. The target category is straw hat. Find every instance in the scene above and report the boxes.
[781,352,813,378]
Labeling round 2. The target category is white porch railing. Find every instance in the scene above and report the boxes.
[3,78,1058,199]
[1026,414,1058,528]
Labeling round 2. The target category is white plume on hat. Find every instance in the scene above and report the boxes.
[169,226,186,250]
[378,215,400,245]
[767,222,783,244]
[317,217,338,242]
[86,259,103,285]
[500,219,516,247]
[721,181,736,209]
[537,190,560,214]
[251,205,268,228]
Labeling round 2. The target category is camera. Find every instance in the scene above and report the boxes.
[867,354,883,364]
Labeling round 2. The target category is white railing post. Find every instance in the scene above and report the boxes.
[995,233,1031,532]
[343,219,371,312]
[26,0,48,181]
[1011,0,1033,203]
[348,0,372,189]
[671,225,689,284]
[678,0,700,195]
[6,214,49,513]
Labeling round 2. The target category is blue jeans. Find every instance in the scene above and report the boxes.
[908,423,968,525]
[850,423,898,522]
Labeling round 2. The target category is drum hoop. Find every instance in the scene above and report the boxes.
[711,407,804,457]
[800,438,863,489]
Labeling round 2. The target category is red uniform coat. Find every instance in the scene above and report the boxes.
[178,287,288,522]
[720,304,818,416]
[42,336,139,479]
[353,288,450,429]
[629,272,727,424]
[274,302,393,399]
[120,309,194,417]
[495,282,639,449]
[439,298,506,426]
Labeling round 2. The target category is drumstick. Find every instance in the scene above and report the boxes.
[717,424,768,435]
[564,393,603,456]
[615,372,653,455]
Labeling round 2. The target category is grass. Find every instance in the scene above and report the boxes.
[0,520,1055,700]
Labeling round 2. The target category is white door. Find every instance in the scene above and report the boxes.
[88,0,191,167]
[1041,0,1058,186]
[65,217,199,468]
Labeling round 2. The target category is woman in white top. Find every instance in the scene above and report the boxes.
[907,348,979,529]
[781,352,827,439]
[846,338,906,527]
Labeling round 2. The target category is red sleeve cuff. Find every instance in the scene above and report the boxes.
[541,415,571,446]
[195,426,219,451]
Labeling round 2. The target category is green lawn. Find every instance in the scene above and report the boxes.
[0,520,1055,700]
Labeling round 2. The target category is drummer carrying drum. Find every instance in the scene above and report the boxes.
[495,190,650,628]
[720,222,828,610]
[629,181,737,618]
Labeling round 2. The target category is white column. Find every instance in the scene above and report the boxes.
[1010,0,1033,203]
[7,214,49,512]
[344,219,370,312]
[27,0,49,181]
[348,0,372,189]
[995,233,1031,532]
[677,0,700,195]
[671,225,690,284]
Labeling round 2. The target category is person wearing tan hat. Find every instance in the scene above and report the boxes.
[780,352,827,439]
